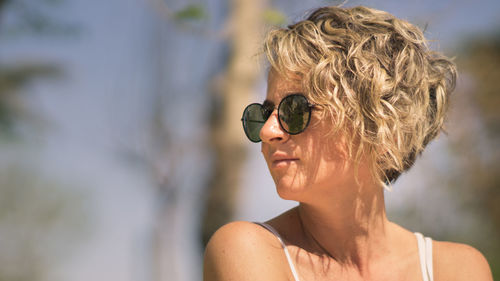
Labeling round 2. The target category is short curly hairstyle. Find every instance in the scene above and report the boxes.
[263,6,457,186]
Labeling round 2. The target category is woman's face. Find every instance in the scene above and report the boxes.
[261,71,362,202]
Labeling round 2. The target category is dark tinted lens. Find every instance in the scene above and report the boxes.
[242,103,266,142]
[278,95,311,134]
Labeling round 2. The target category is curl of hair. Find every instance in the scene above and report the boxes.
[263,6,457,186]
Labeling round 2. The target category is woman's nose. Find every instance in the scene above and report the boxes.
[260,110,289,143]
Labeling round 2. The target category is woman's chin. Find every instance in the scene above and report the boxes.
[274,180,307,201]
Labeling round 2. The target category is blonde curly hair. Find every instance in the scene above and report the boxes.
[263,6,457,186]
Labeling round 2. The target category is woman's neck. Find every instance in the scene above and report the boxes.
[296,180,392,275]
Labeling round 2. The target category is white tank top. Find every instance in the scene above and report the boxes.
[256,222,433,281]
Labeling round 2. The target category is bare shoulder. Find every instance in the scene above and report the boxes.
[433,240,493,281]
[203,221,290,281]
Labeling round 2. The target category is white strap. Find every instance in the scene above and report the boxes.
[414,232,433,281]
[425,237,434,281]
[255,222,301,281]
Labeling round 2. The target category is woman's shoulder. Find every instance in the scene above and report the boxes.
[203,221,291,281]
[205,221,280,251]
[433,239,493,281]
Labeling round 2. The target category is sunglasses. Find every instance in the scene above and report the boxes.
[241,94,315,142]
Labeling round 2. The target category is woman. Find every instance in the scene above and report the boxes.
[204,6,493,281]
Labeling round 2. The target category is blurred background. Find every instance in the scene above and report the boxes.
[0,0,499,280]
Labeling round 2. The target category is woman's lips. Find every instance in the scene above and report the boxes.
[272,158,299,168]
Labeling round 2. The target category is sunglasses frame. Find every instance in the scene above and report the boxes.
[241,93,315,143]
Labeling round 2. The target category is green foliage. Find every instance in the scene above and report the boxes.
[0,0,68,137]
[0,63,60,92]
[461,36,500,136]
[173,4,206,22]
[0,63,61,137]
[1,0,79,37]
[454,32,500,279]
[0,164,88,281]
[263,8,287,26]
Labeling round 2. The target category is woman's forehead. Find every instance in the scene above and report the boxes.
[265,70,304,103]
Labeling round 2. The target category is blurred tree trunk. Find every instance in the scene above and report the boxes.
[201,0,267,246]
[143,1,269,280]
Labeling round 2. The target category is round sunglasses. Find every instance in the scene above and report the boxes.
[241,94,315,143]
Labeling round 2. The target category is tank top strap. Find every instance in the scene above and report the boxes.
[254,222,301,281]
[414,232,434,281]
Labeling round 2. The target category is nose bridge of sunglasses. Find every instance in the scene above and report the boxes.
[262,109,281,129]
[241,94,314,142]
